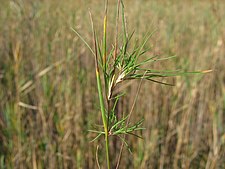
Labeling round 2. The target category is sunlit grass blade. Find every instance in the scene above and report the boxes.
[145,78,174,86]
[90,133,104,143]
[125,132,144,139]
[88,130,105,134]
[134,30,156,61]
[117,135,132,154]
[71,27,95,56]
[110,115,129,132]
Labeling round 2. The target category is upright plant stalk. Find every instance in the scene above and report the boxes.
[103,1,111,129]
[114,0,121,61]
[103,0,108,71]
[96,69,110,169]
[13,42,22,169]
[121,1,127,47]
[89,12,110,169]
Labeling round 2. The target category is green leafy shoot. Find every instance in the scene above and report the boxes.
[72,0,211,168]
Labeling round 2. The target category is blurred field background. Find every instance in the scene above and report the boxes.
[0,0,225,168]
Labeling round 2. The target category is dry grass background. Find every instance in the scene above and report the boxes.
[0,0,225,168]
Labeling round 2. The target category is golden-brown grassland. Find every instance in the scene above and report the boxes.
[0,0,224,168]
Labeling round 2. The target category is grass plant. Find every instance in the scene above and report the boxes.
[72,0,211,168]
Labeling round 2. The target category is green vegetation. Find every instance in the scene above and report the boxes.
[0,0,225,168]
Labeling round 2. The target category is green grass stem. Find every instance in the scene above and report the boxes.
[90,11,110,169]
